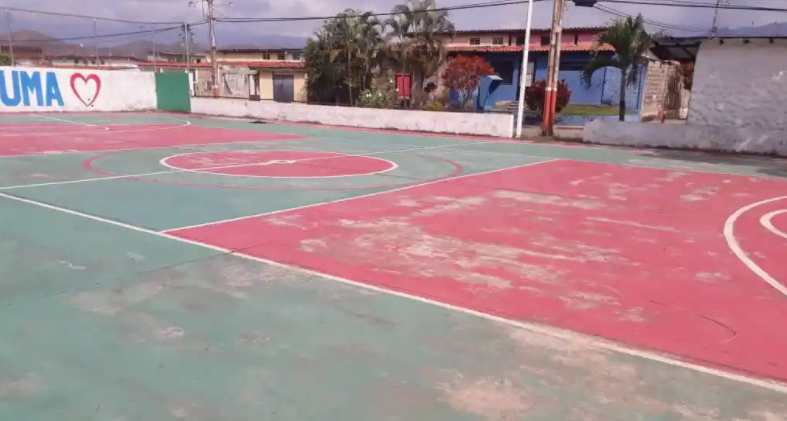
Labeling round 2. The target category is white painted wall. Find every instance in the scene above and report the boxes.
[583,120,787,156]
[0,66,156,112]
[191,97,515,138]
[689,39,787,130]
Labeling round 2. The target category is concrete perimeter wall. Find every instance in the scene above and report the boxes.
[191,97,514,138]
[0,66,156,112]
[583,120,787,156]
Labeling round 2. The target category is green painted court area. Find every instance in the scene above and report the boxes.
[1,112,786,420]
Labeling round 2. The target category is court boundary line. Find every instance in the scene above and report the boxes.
[724,196,787,297]
[1,162,786,393]
[0,139,531,191]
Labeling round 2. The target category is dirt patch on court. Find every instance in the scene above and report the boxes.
[437,373,535,420]
[493,190,606,210]
[0,373,42,398]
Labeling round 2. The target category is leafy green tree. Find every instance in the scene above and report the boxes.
[0,54,10,66]
[383,0,455,105]
[581,14,660,121]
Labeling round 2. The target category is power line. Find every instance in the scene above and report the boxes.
[3,6,192,25]
[215,0,549,23]
[12,22,207,44]
[594,4,708,32]
[600,0,787,12]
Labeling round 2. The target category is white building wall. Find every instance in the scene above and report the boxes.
[689,39,787,130]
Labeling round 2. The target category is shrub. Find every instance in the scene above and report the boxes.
[524,79,572,113]
[357,70,399,109]
[422,101,444,111]
[441,55,496,109]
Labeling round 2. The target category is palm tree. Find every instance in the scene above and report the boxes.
[580,14,660,121]
[383,0,455,103]
[329,9,384,105]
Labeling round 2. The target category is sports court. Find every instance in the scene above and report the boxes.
[1,112,786,420]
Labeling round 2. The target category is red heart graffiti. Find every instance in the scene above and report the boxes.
[69,73,102,106]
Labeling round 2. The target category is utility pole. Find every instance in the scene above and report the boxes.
[710,0,722,37]
[184,22,191,73]
[514,0,535,138]
[207,0,219,97]
[151,25,157,72]
[5,9,15,66]
[541,0,564,136]
[93,18,99,68]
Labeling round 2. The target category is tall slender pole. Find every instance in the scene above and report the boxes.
[151,25,157,72]
[541,0,563,136]
[207,0,219,96]
[514,0,535,138]
[548,1,566,129]
[93,18,99,67]
[184,23,191,72]
[5,9,14,66]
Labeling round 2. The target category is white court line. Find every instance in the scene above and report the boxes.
[724,196,787,298]
[761,210,787,240]
[0,115,191,137]
[159,150,398,179]
[0,138,526,191]
[161,157,553,232]
[1,163,787,393]
[36,114,101,127]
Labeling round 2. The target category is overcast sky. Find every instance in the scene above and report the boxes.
[4,0,784,47]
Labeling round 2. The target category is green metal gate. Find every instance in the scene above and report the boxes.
[155,72,191,112]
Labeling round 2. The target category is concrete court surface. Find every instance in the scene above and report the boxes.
[0,112,786,421]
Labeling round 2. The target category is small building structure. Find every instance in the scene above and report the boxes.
[139,46,306,102]
[0,44,46,66]
[651,28,787,131]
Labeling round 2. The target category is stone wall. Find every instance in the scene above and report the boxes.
[689,39,787,130]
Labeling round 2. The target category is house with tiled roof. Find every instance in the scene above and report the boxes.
[434,26,646,114]
[137,46,307,102]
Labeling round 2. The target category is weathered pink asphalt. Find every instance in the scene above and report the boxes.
[163,150,395,178]
[169,160,787,381]
[0,124,304,156]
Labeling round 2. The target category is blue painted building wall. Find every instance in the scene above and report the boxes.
[455,51,647,113]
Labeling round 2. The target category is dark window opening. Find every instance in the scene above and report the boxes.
[492,37,504,45]
[560,62,586,71]
[469,38,481,45]
[540,36,550,46]
[489,60,515,84]
[573,33,579,45]
[515,36,525,46]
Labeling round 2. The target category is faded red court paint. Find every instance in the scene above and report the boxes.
[162,150,396,178]
[168,160,787,381]
[0,124,305,156]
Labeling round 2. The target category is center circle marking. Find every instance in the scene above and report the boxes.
[160,150,397,179]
